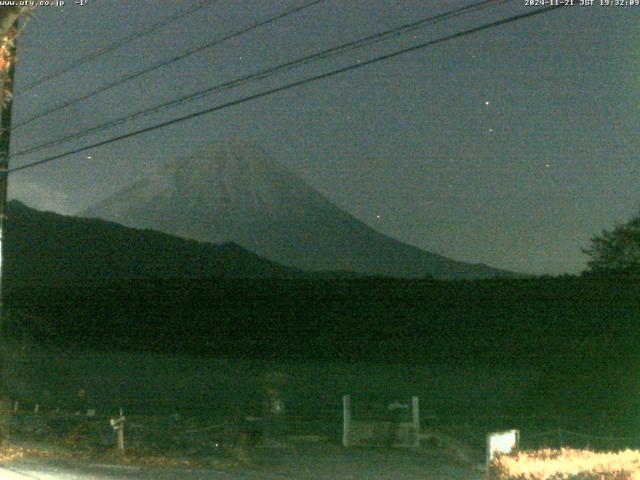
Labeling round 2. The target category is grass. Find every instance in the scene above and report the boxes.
[1,443,241,470]
[5,411,261,470]
[88,447,241,469]
[0,445,75,462]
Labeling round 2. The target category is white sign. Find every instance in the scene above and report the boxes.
[487,429,519,465]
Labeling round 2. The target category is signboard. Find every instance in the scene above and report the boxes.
[487,429,519,466]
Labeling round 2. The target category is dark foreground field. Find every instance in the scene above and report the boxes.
[5,275,640,436]
[2,346,638,479]
[0,349,532,480]
[3,349,536,429]
[3,445,483,479]
[2,275,639,480]
[4,349,639,453]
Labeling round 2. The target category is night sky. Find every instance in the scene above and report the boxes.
[6,1,639,275]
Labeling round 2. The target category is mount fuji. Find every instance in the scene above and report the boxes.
[81,139,514,279]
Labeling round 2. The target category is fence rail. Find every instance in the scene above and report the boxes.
[6,397,640,456]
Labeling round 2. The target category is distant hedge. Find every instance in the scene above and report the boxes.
[5,276,640,365]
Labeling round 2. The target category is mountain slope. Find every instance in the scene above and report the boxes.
[4,200,304,282]
[82,139,515,279]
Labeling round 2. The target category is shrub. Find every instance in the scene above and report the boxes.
[488,448,640,479]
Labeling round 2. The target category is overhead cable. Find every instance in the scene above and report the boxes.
[8,4,565,175]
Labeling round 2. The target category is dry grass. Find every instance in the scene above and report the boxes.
[4,410,255,471]
[489,448,640,479]
[0,446,74,462]
[94,448,239,469]
[0,444,238,470]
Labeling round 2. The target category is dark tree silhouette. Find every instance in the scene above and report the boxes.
[583,213,640,276]
[0,7,26,40]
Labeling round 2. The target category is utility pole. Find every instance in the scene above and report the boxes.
[0,20,17,312]
[0,19,17,447]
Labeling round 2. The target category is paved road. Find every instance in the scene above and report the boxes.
[2,461,265,480]
[2,446,483,479]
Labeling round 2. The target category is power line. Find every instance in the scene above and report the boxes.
[13,0,327,129]
[16,0,217,94]
[8,4,565,175]
[11,0,510,159]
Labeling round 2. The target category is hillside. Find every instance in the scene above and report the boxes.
[4,200,304,282]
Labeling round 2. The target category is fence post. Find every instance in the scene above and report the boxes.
[342,394,351,448]
[411,396,420,448]
[110,407,125,451]
[485,432,491,468]
[117,408,125,450]
[118,428,124,450]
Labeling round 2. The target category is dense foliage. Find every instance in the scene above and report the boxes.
[6,276,637,362]
[583,212,640,276]
[489,449,640,479]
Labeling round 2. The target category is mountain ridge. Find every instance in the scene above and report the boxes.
[4,200,322,282]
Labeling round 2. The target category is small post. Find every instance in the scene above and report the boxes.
[110,407,125,451]
[342,394,351,448]
[117,425,124,450]
[411,396,420,448]
[34,403,39,414]
[486,432,491,467]
[0,20,18,449]
[117,408,124,450]
[12,400,17,412]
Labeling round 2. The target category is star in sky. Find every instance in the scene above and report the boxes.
[11,1,634,276]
